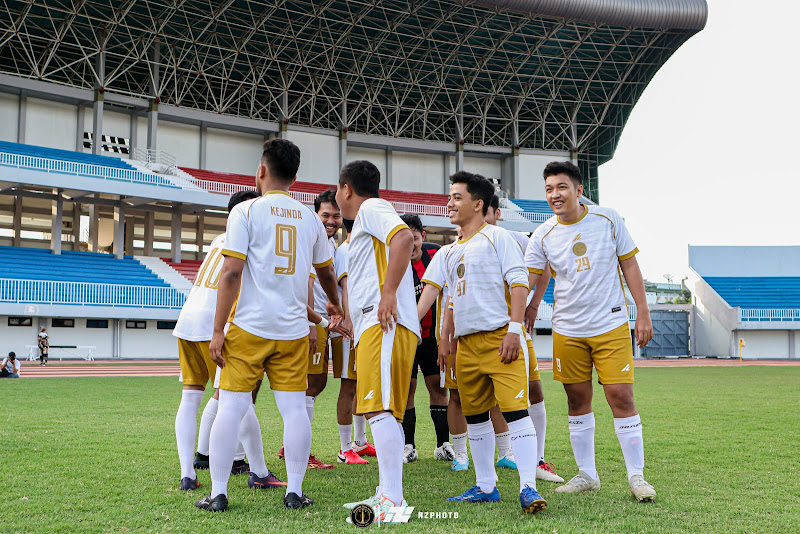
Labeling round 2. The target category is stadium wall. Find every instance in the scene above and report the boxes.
[736,330,792,360]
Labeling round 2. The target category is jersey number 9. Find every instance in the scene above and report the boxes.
[275,224,297,275]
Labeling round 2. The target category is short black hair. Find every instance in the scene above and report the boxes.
[228,190,259,212]
[314,187,339,213]
[490,194,500,211]
[400,213,423,234]
[543,161,582,188]
[8,351,15,359]
[339,160,380,198]
[342,218,354,233]
[261,139,301,183]
[450,171,495,216]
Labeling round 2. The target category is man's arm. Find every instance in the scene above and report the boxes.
[499,285,527,364]
[208,256,244,367]
[417,283,441,322]
[338,276,353,339]
[438,297,454,372]
[524,264,551,333]
[377,228,413,332]
[620,255,652,347]
[315,264,344,330]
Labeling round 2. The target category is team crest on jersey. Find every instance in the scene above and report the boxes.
[457,263,465,278]
[572,242,587,256]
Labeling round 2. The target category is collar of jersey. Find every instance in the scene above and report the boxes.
[557,204,589,225]
[457,222,488,244]
[264,190,292,197]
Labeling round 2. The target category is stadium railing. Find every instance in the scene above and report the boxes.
[0,278,188,308]
[739,308,800,322]
[0,151,202,191]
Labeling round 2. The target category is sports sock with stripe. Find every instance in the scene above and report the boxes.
[239,403,268,478]
[430,405,449,447]
[175,389,204,480]
[276,390,311,497]
[495,431,511,459]
[451,431,467,458]
[568,412,598,479]
[507,417,538,491]
[614,414,645,479]
[353,415,368,446]
[339,424,353,453]
[467,420,497,493]
[527,400,547,464]
[209,389,251,498]
[196,396,218,456]
[369,412,404,505]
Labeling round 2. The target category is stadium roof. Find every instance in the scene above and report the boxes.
[0,0,707,201]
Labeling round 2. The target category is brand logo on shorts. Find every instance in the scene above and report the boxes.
[364,390,374,400]
[612,306,622,313]
[362,305,374,314]
[514,390,524,399]
[556,358,562,372]
[621,364,630,372]
[534,364,539,371]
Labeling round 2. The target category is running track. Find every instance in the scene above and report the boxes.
[18,358,800,379]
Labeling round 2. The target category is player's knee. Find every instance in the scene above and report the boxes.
[449,390,461,407]
[566,393,590,413]
[501,409,529,423]
[465,411,490,425]
[306,374,327,396]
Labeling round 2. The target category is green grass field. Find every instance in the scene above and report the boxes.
[3,367,799,533]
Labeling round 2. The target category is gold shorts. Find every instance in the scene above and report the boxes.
[308,324,330,375]
[444,358,458,390]
[331,337,357,380]
[355,324,417,422]
[177,338,216,387]
[552,322,634,385]
[456,325,529,416]
[220,323,308,392]
[526,336,541,382]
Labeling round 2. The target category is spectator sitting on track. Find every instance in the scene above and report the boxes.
[38,328,49,366]
[1,352,20,378]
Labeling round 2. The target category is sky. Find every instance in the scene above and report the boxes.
[599,0,800,284]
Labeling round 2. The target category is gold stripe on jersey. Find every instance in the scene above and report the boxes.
[221,249,246,261]
[313,257,334,269]
[338,271,347,281]
[511,283,529,290]
[528,267,544,274]
[386,223,409,245]
[421,278,443,291]
[618,247,639,261]
[457,222,488,244]
[372,237,388,290]
[435,292,443,344]
[309,273,317,279]
[556,205,589,226]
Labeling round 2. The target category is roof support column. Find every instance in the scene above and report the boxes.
[171,204,182,263]
[196,214,205,260]
[51,189,63,255]
[507,116,520,198]
[570,122,579,166]
[17,91,26,144]
[443,154,450,193]
[12,196,22,247]
[129,112,138,157]
[143,211,155,256]
[76,103,85,152]
[88,204,99,253]
[339,100,348,171]
[199,123,207,169]
[113,201,125,259]
[385,148,393,190]
[455,103,464,172]
[789,331,796,360]
[92,38,105,155]
[124,215,135,255]
[147,41,160,150]
[278,91,289,139]
[71,201,81,250]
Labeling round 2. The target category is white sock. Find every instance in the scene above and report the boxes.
[452,432,467,457]
[614,414,645,479]
[234,440,246,462]
[276,390,312,496]
[339,424,353,452]
[305,396,316,425]
[507,418,538,491]
[175,389,204,479]
[569,413,598,480]
[528,400,547,464]
[353,415,368,446]
[369,413,404,505]
[468,420,497,493]
[196,397,218,456]
[239,403,268,477]
[209,390,251,497]
[495,431,511,459]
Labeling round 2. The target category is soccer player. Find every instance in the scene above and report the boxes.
[485,195,564,483]
[335,160,420,520]
[524,161,656,502]
[441,171,546,514]
[195,139,344,513]
[173,190,287,492]
[334,218,376,464]
[399,213,452,463]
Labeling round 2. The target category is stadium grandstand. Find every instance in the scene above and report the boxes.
[689,246,800,360]
[0,0,707,358]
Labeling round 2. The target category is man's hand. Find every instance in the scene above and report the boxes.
[326,302,345,331]
[524,303,539,334]
[498,331,521,364]
[330,321,352,339]
[377,293,398,333]
[209,330,226,367]
[634,311,653,348]
[308,323,318,355]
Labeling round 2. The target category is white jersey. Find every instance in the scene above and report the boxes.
[311,235,339,317]
[347,198,421,345]
[222,191,333,340]
[173,234,227,341]
[421,242,453,342]
[335,241,349,282]
[509,230,531,254]
[443,223,529,338]
[525,204,637,338]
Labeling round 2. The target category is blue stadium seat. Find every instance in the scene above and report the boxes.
[510,199,554,216]
[704,277,800,318]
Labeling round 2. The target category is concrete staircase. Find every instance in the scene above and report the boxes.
[135,255,193,290]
